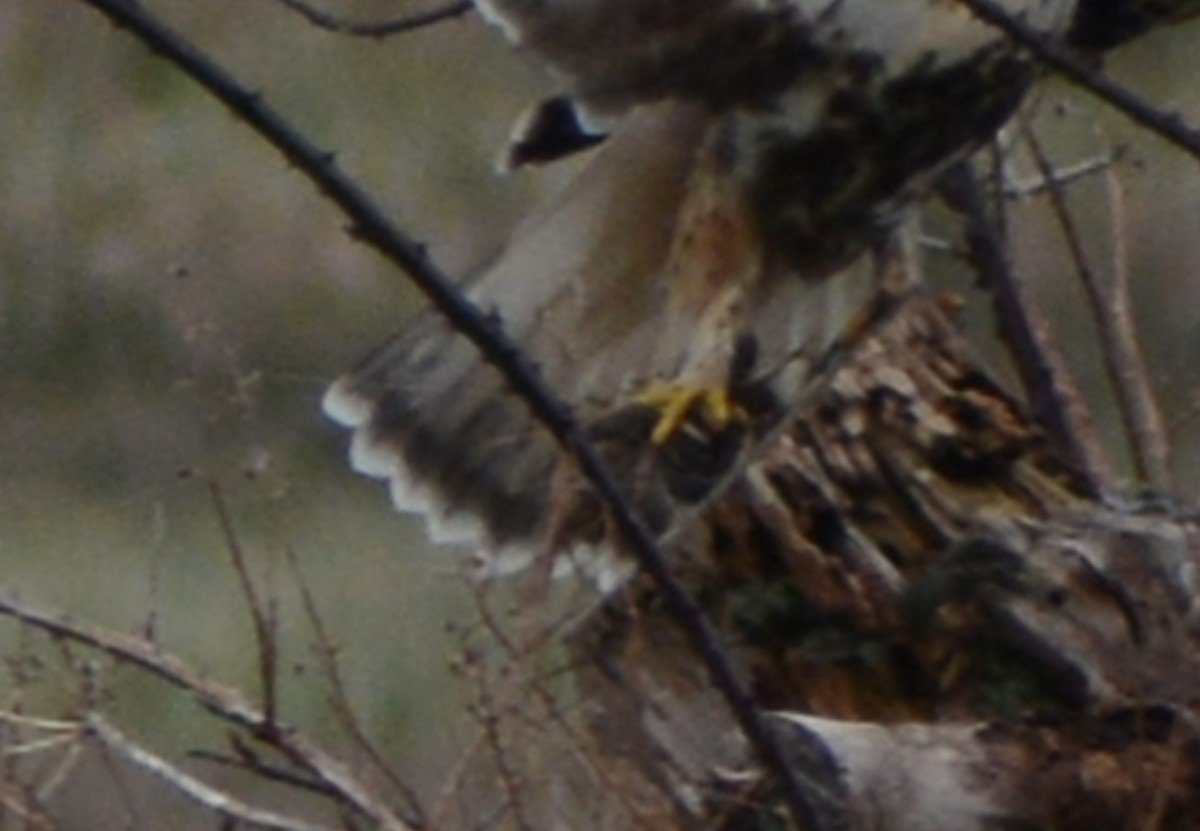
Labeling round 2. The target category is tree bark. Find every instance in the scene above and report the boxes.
[562,290,1200,829]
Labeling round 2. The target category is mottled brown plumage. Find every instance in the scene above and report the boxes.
[325,0,1079,582]
[323,3,1200,828]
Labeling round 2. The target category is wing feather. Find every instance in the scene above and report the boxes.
[327,0,1082,580]
[324,103,711,571]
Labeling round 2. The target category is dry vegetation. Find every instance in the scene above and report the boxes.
[0,2,552,825]
[2,1,1200,829]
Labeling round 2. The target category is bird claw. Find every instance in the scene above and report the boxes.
[637,381,746,445]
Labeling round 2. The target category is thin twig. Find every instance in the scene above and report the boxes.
[284,547,429,826]
[937,159,1112,493]
[67,2,833,827]
[188,748,340,798]
[0,783,58,831]
[0,593,414,831]
[1,734,78,759]
[0,712,79,732]
[956,0,1200,163]
[86,713,335,831]
[1102,158,1173,490]
[207,479,279,729]
[1003,149,1123,197]
[445,613,537,831]
[465,582,662,831]
[0,707,85,817]
[469,673,535,831]
[32,740,86,804]
[1025,132,1170,488]
[430,724,492,830]
[270,0,473,38]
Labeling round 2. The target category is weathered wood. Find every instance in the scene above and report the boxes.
[562,292,1200,829]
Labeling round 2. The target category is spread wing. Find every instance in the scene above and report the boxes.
[323,101,875,579]
[325,0,1082,580]
[324,104,706,575]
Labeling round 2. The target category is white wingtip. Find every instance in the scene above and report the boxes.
[327,382,636,591]
[471,540,635,593]
[322,377,373,428]
[326,378,517,558]
[343,431,400,489]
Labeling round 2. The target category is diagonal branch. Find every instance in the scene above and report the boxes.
[1024,131,1172,489]
[87,713,334,831]
[284,546,430,825]
[66,1,831,828]
[1101,158,1173,490]
[0,593,414,831]
[206,479,280,728]
[957,0,1200,162]
[937,159,1113,493]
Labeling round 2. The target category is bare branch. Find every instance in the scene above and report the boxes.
[957,0,1200,163]
[0,782,59,831]
[0,709,84,819]
[207,479,280,728]
[1002,148,1124,197]
[66,2,832,827]
[467,667,535,831]
[284,547,429,826]
[1102,157,1173,490]
[270,0,474,39]
[32,740,86,805]
[937,159,1113,493]
[1025,132,1171,489]
[0,593,415,831]
[0,712,80,734]
[188,748,341,799]
[86,713,334,831]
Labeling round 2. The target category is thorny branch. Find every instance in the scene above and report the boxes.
[69,1,835,828]
[31,0,1200,827]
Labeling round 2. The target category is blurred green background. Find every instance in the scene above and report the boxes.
[1,1,561,826]
[1,1,1199,827]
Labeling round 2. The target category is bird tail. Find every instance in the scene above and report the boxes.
[323,104,711,582]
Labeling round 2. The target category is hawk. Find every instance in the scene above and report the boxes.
[323,0,1081,582]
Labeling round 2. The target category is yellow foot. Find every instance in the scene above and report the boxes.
[637,381,745,445]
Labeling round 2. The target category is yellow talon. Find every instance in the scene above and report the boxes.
[637,382,744,445]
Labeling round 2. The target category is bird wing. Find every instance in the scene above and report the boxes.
[323,103,712,576]
[324,100,877,580]
[325,0,1082,581]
